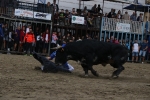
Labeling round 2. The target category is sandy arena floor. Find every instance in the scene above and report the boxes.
[0,54,150,100]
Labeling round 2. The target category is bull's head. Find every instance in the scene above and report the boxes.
[52,47,68,65]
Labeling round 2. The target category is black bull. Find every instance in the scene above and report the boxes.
[54,39,129,77]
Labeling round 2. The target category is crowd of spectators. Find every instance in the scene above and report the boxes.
[104,8,143,22]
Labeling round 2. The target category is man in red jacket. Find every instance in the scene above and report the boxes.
[23,28,35,56]
[19,26,25,52]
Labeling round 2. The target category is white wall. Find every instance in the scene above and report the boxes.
[19,0,145,15]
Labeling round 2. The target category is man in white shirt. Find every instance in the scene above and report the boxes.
[132,40,140,63]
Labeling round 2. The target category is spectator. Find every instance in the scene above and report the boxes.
[106,38,110,42]
[107,8,114,18]
[51,0,59,13]
[3,23,8,50]
[65,9,70,25]
[137,13,143,22]
[87,12,94,27]
[54,12,59,25]
[0,23,4,50]
[46,2,52,14]
[66,32,72,41]
[101,37,104,42]
[97,4,103,13]
[0,0,7,15]
[42,29,50,53]
[51,32,58,52]
[139,39,148,63]
[132,40,140,63]
[110,36,114,43]
[14,26,20,51]
[7,27,13,52]
[104,13,108,17]
[116,10,122,19]
[122,40,126,47]
[19,26,25,52]
[35,27,41,53]
[114,38,119,44]
[26,25,31,34]
[91,4,97,13]
[40,32,45,53]
[112,9,116,18]
[130,12,137,21]
[57,32,62,45]
[76,37,82,41]
[83,6,88,14]
[12,0,18,18]
[58,9,65,25]
[122,11,130,20]
[24,28,35,56]
[71,8,77,15]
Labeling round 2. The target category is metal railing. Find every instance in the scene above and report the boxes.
[102,17,145,34]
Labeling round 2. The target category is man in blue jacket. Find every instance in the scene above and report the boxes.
[33,40,74,73]
[46,41,74,72]
[0,24,4,50]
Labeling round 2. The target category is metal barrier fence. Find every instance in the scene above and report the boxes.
[102,17,145,34]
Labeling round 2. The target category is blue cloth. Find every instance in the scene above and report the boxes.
[50,51,56,60]
[0,24,4,37]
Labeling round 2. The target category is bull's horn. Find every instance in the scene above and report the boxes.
[51,46,63,49]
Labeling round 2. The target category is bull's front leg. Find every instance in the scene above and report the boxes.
[112,65,125,78]
[89,66,99,77]
[81,64,89,77]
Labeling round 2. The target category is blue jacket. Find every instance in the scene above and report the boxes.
[0,24,4,37]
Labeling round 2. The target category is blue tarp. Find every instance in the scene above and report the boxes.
[123,3,150,12]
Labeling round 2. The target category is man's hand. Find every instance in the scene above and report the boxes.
[46,57,51,60]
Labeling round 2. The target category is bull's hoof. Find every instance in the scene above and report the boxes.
[78,74,89,78]
[92,71,99,77]
[34,66,41,70]
[111,74,119,79]
[85,74,89,77]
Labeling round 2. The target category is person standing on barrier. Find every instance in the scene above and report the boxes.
[132,40,140,63]
[24,28,35,56]
[51,0,59,14]
[139,39,148,64]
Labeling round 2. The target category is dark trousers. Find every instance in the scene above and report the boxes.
[33,52,71,73]
[26,42,32,54]
[0,36,3,50]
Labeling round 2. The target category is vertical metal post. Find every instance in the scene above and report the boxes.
[99,17,103,41]
[48,22,53,55]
